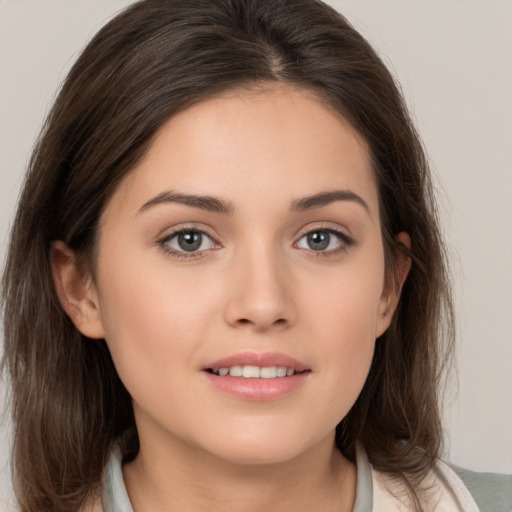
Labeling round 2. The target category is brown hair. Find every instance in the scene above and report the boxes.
[1,0,454,510]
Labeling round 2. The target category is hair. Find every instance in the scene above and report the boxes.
[1,0,454,510]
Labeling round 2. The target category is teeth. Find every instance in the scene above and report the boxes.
[276,367,287,377]
[260,367,277,379]
[213,365,296,378]
[242,365,260,378]
[229,366,243,377]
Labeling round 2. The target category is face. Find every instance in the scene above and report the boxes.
[66,85,403,465]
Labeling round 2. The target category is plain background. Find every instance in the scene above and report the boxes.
[1,0,511,508]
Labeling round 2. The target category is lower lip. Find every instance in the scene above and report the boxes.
[202,372,310,401]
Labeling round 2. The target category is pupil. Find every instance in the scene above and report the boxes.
[308,231,330,251]
[178,231,202,252]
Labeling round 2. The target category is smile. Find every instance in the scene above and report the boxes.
[208,365,298,378]
[203,352,311,400]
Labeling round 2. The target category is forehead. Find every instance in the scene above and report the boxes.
[104,84,379,221]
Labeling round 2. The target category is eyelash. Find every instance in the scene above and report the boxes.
[158,227,218,260]
[157,225,355,260]
[295,226,355,259]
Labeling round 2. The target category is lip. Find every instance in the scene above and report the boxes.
[202,351,311,401]
[203,351,309,373]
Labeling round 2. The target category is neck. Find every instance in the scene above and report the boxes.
[123,431,356,512]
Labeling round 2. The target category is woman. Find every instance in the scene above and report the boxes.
[1,0,510,511]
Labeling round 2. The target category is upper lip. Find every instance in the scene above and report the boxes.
[204,351,310,373]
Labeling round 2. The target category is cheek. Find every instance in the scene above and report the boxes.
[93,248,217,393]
[299,252,384,413]
[303,247,385,343]
[312,300,376,412]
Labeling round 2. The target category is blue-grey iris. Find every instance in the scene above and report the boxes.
[178,231,202,252]
[307,231,330,251]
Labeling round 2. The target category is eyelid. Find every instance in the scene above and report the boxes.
[294,222,354,242]
[156,224,222,259]
[155,221,224,244]
[293,222,356,256]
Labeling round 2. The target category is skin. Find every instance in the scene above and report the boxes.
[52,84,410,512]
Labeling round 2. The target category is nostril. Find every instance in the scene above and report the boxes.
[236,317,287,327]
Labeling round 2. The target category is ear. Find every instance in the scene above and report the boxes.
[375,232,412,338]
[50,241,105,339]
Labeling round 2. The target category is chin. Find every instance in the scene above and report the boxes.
[197,425,331,467]
[212,445,308,466]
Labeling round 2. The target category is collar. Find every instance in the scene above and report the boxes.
[101,443,479,511]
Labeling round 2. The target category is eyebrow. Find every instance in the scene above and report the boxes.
[138,191,236,215]
[137,189,369,216]
[291,190,369,214]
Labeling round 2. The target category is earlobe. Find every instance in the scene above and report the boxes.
[376,232,412,337]
[50,241,105,339]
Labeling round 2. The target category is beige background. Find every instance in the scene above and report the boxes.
[1,0,511,508]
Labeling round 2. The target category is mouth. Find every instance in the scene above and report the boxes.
[205,365,309,379]
[202,352,311,401]
[203,351,311,383]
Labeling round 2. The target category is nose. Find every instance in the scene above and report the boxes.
[223,243,297,332]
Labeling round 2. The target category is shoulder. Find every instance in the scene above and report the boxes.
[451,465,512,512]
[371,459,511,512]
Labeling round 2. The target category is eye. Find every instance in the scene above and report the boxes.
[161,229,217,254]
[296,229,350,252]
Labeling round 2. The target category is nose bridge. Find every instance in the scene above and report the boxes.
[224,233,295,331]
